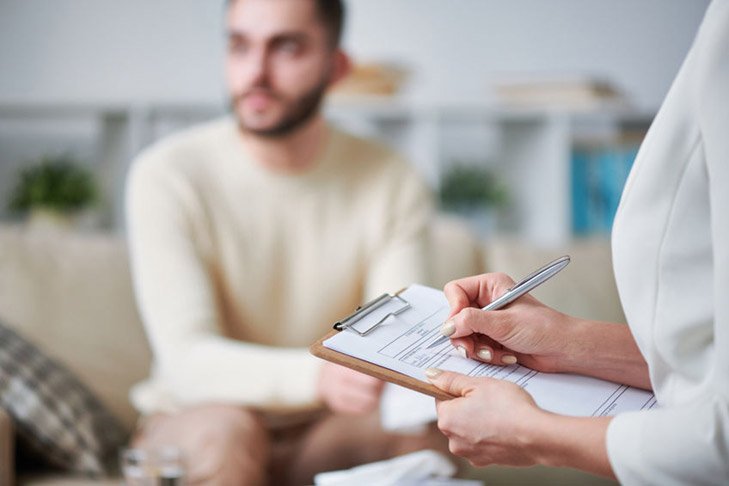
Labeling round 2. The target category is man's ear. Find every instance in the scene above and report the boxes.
[328,49,352,88]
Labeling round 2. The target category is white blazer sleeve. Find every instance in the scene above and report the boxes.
[607,2,729,482]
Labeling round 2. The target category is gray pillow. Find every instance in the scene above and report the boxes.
[0,320,127,475]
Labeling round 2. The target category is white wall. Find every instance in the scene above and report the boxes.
[0,0,711,108]
[0,0,712,232]
[343,0,710,109]
[0,0,226,105]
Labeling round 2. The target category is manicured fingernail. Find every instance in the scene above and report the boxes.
[456,345,468,359]
[502,355,518,365]
[425,368,443,379]
[441,319,455,337]
[477,348,492,361]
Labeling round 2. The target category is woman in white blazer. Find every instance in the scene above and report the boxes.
[427,1,729,483]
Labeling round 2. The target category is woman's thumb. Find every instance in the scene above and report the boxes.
[425,368,477,397]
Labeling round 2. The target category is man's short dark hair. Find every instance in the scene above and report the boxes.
[226,0,345,49]
[315,0,345,48]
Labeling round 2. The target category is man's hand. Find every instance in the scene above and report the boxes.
[317,362,384,415]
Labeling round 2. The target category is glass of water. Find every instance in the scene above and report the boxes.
[121,447,186,485]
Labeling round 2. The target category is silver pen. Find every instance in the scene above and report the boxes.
[426,255,571,349]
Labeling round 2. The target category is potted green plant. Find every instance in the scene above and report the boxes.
[439,163,509,235]
[7,154,98,228]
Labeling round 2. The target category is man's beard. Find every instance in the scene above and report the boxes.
[231,78,328,138]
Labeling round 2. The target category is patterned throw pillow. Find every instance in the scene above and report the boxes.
[0,320,127,475]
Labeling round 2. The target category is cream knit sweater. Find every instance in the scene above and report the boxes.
[125,118,432,414]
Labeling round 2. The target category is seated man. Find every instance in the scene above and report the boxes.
[125,0,447,484]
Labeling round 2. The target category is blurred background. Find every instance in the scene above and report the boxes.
[0,0,712,246]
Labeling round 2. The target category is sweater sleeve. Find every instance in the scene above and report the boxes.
[606,4,729,482]
[125,151,322,413]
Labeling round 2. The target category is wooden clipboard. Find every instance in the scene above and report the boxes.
[310,291,457,401]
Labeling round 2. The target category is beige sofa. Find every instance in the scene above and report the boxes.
[0,217,621,485]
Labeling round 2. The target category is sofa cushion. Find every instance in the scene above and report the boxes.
[0,223,151,430]
[428,215,485,288]
[482,238,625,324]
[0,319,127,475]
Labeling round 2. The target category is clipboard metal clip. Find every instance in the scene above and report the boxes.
[333,293,411,336]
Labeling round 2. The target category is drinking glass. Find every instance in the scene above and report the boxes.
[120,447,186,485]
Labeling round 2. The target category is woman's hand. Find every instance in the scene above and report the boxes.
[316,362,384,415]
[427,368,616,478]
[442,272,581,373]
[427,368,546,467]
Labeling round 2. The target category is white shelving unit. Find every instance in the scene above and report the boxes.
[0,99,653,245]
[326,98,654,246]
[0,101,221,230]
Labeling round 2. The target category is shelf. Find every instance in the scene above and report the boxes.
[0,99,654,244]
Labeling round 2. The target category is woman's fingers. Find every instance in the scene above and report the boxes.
[443,273,515,318]
[445,305,517,343]
[451,335,520,365]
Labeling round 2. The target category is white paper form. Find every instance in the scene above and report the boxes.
[324,284,657,417]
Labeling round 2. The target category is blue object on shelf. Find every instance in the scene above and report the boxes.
[571,143,638,237]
